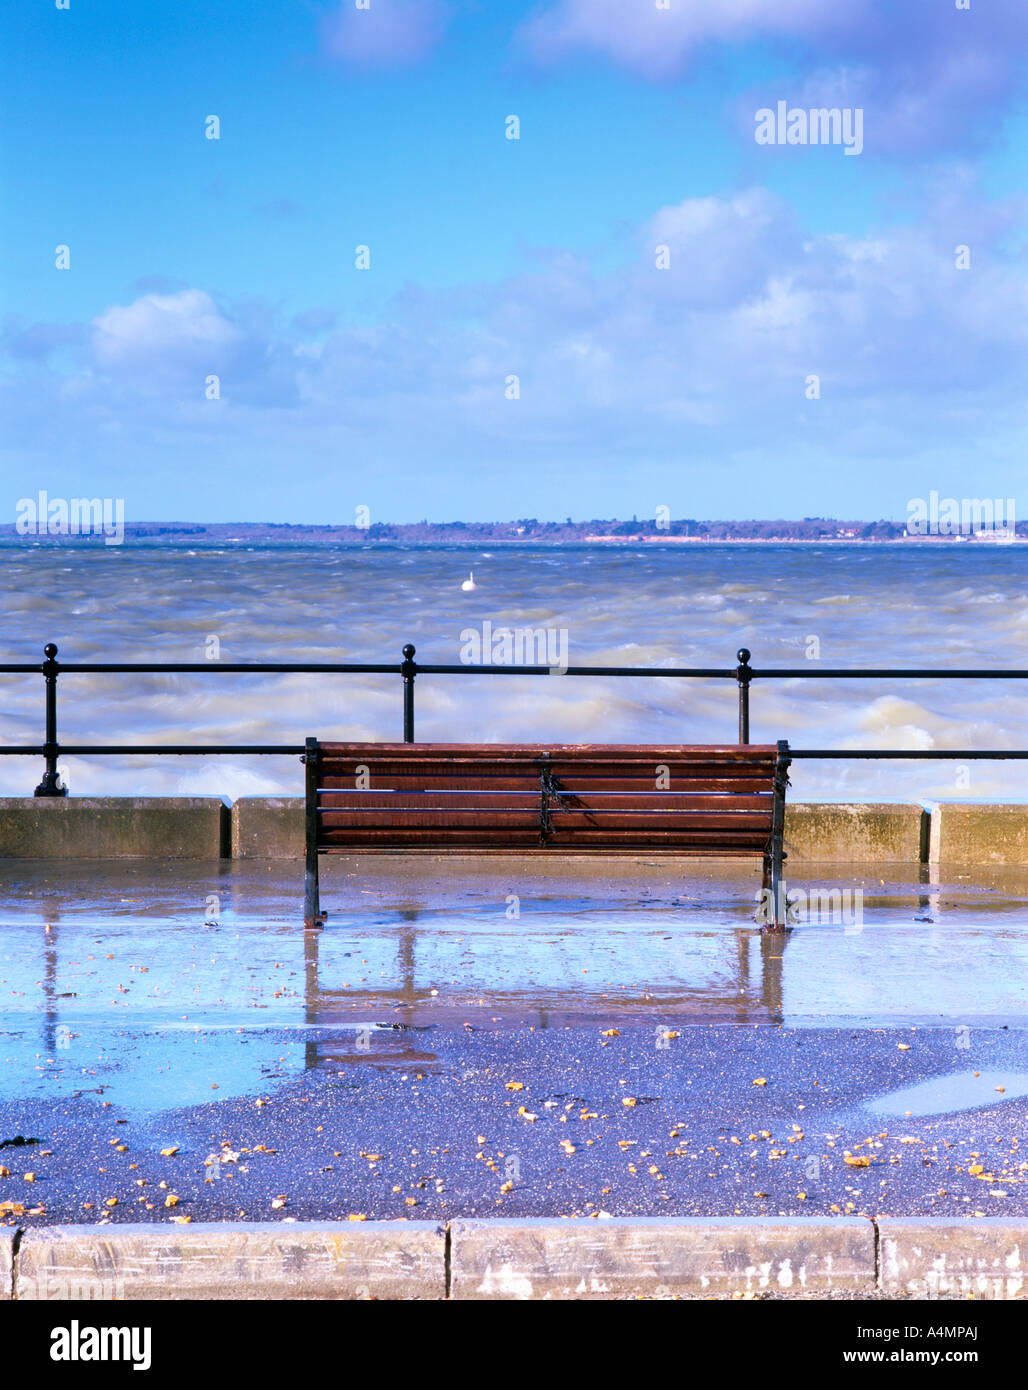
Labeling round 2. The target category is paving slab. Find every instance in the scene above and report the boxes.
[879,1218,1028,1299]
[15,1221,446,1300]
[449,1216,874,1299]
[0,1228,13,1300]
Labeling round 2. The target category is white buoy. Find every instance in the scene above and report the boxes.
[461,571,477,591]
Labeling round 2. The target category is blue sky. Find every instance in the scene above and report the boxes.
[3,0,1028,523]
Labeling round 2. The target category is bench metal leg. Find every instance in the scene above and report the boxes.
[766,847,787,932]
[762,739,791,933]
[304,857,322,931]
[759,853,771,925]
[757,852,784,931]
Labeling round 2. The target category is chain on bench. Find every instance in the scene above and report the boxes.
[538,754,595,843]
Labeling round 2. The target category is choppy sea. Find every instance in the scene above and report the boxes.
[1,539,1026,801]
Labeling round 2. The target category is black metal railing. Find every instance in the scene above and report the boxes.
[1,642,1027,796]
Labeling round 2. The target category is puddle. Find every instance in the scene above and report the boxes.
[4,861,1028,1113]
[0,1021,440,1115]
[866,1070,1028,1117]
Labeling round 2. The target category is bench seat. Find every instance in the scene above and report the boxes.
[303,739,790,928]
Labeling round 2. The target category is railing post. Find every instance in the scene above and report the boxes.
[34,642,67,796]
[401,643,416,743]
[735,647,752,745]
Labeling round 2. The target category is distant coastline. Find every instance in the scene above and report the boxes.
[0,518,1023,545]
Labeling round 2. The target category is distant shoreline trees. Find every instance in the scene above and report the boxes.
[3,517,1022,544]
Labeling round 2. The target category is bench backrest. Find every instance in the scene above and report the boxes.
[305,741,789,855]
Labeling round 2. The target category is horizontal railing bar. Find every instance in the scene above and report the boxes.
[0,745,1023,759]
[0,663,400,674]
[789,750,1028,759]
[10,745,306,755]
[748,669,1028,680]
[2,662,1027,679]
[410,665,735,676]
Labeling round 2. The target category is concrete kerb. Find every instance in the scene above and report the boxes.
[8,1218,1028,1298]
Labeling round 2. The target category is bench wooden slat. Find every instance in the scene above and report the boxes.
[318,792,773,811]
[319,776,777,794]
[318,813,773,831]
[319,842,769,857]
[318,828,772,847]
[317,749,777,773]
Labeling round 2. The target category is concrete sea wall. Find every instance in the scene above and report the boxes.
[0,797,1022,864]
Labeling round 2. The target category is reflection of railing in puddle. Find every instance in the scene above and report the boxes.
[37,883,979,1069]
[19,893,72,1060]
[26,903,792,1046]
[13,907,784,1092]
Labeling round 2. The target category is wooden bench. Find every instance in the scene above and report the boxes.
[303,739,791,930]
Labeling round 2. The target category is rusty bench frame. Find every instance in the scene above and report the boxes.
[302,738,791,930]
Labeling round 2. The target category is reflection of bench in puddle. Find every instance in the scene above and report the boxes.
[301,906,792,1063]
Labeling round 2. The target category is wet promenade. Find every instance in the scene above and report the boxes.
[1,858,1026,1225]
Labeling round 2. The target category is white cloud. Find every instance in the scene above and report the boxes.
[321,0,450,68]
[523,0,1028,158]
[91,290,243,369]
[519,0,862,79]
